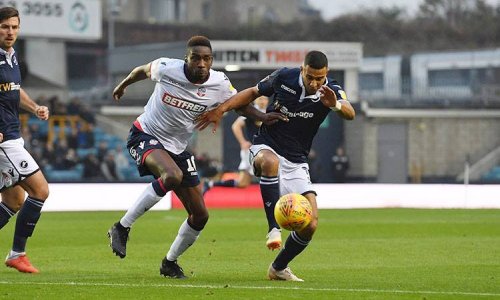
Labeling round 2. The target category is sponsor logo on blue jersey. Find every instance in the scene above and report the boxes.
[0,82,20,92]
[274,102,314,119]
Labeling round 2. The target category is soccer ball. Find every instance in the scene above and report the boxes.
[274,193,313,231]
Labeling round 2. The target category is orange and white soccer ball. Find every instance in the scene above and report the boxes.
[274,193,313,231]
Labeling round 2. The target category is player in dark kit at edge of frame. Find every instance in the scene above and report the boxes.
[0,7,51,274]
[107,35,286,279]
[196,50,355,281]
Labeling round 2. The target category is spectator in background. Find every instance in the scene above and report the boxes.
[52,138,70,170]
[61,148,79,170]
[28,122,47,148]
[96,140,109,162]
[79,104,95,125]
[82,153,103,181]
[113,145,130,181]
[41,142,55,168]
[77,123,95,149]
[53,97,67,115]
[66,97,82,116]
[101,150,119,181]
[331,146,349,183]
[66,127,79,150]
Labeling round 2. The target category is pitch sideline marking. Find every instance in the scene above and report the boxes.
[0,281,498,297]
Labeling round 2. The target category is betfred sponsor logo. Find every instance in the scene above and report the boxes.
[162,93,206,112]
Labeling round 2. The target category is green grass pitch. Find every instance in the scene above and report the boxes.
[0,209,499,299]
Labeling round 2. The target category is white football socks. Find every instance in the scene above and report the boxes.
[120,184,163,228]
[166,219,201,261]
[7,250,25,260]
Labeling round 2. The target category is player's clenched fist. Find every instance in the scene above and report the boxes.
[35,106,49,120]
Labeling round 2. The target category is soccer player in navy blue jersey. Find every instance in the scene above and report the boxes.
[196,50,355,281]
[0,7,50,274]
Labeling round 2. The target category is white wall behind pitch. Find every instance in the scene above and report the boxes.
[32,183,500,212]
[41,183,172,212]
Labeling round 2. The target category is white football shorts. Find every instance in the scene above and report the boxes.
[0,138,40,191]
[238,148,254,175]
[249,144,315,196]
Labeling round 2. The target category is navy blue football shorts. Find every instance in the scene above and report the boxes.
[126,123,200,188]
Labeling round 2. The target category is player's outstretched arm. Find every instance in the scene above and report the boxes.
[335,100,355,120]
[318,85,355,120]
[237,104,288,126]
[20,88,49,120]
[113,63,151,101]
[195,87,260,132]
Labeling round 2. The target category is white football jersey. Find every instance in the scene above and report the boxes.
[137,58,236,154]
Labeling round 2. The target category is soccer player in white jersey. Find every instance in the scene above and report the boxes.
[0,7,50,274]
[107,36,284,278]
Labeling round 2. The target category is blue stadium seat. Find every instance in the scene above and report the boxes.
[45,168,84,182]
[482,166,500,181]
[27,118,49,135]
[77,148,97,157]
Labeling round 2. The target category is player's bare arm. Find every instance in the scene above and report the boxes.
[196,86,282,132]
[20,88,49,120]
[236,104,288,127]
[195,87,259,131]
[113,63,151,101]
[318,85,355,120]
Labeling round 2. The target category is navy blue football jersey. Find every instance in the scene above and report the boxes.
[254,67,346,163]
[0,50,21,142]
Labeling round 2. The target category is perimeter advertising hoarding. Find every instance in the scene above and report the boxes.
[211,41,362,70]
[0,0,101,39]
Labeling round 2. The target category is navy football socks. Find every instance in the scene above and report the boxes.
[259,176,280,231]
[12,197,44,253]
[273,231,310,270]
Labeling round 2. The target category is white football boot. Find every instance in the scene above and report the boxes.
[266,227,282,250]
[268,263,304,282]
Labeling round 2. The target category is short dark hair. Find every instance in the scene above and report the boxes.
[0,7,19,23]
[304,50,328,69]
[187,35,212,51]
